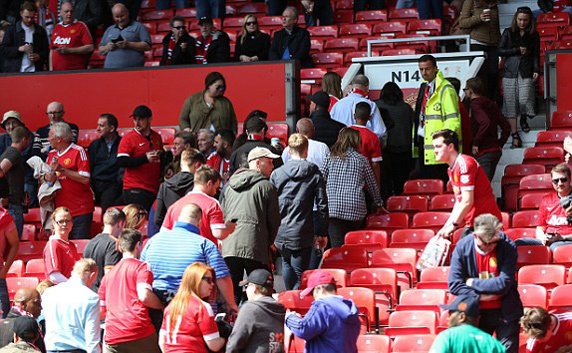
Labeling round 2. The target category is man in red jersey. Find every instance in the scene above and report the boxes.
[99,229,163,352]
[161,165,235,244]
[45,122,94,239]
[432,129,502,239]
[117,105,164,212]
[43,207,79,283]
[521,306,572,353]
[50,1,94,71]
[350,102,383,189]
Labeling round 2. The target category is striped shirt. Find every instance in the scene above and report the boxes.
[141,222,230,293]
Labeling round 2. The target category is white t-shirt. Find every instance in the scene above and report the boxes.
[20,23,35,72]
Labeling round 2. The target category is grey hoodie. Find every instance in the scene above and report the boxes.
[270,159,328,251]
[226,296,286,353]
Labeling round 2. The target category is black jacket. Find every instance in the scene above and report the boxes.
[160,31,197,66]
[499,28,540,79]
[202,30,231,63]
[0,21,49,73]
[376,99,414,153]
[311,108,345,148]
[0,309,46,353]
[228,140,282,176]
[154,171,195,227]
[88,135,122,184]
[234,31,271,61]
[269,26,313,68]
[74,0,102,30]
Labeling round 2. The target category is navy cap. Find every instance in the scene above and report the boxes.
[439,294,480,317]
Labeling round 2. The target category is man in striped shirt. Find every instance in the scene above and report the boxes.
[141,203,238,314]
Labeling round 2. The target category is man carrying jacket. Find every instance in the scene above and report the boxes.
[221,147,281,304]
[270,133,328,290]
[413,54,461,184]
[449,213,523,353]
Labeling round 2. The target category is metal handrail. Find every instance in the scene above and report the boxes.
[366,34,472,56]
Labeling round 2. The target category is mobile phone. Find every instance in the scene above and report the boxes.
[111,35,124,43]
[230,218,238,223]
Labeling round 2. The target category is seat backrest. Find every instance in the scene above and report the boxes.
[321,247,368,271]
[355,10,388,22]
[399,289,447,306]
[300,269,348,289]
[403,179,444,196]
[365,213,409,233]
[392,334,437,352]
[420,266,450,282]
[518,265,566,289]
[519,174,552,190]
[412,212,451,230]
[277,290,313,313]
[6,277,40,300]
[371,248,417,268]
[551,110,572,128]
[386,195,429,213]
[430,194,456,211]
[349,268,398,300]
[306,25,339,38]
[503,164,547,178]
[388,310,437,333]
[553,244,572,267]
[548,284,572,310]
[518,284,548,308]
[504,228,536,241]
[519,193,545,210]
[512,210,543,228]
[345,230,388,247]
[517,245,552,268]
[25,258,46,275]
[356,334,390,353]
[338,287,377,329]
[390,229,435,244]
[7,260,24,277]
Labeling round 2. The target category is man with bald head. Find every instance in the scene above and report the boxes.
[142,203,238,320]
[33,101,79,161]
[98,3,150,69]
[0,288,45,352]
[282,118,329,167]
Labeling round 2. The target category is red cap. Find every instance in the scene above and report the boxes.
[300,270,336,298]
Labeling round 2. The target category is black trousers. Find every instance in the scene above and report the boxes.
[354,0,384,11]
[92,180,122,211]
[118,188,156,212]
[382,150,413,198]
[471,44,500,101]
[328,218,363,248]
[479,309,520,353]
[224,256,269,304]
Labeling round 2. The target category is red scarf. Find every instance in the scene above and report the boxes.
[165,33,177,65]
[352,88,369,98]
[195,35,213,64]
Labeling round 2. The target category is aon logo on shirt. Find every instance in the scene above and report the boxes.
[548,215,568,225]
[53,36,71,45]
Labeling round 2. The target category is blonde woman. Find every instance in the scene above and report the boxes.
[123,203,147,230]
[234,14,271,62]
[159,262,225,353]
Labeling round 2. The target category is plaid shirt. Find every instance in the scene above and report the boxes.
[320,148,382,221]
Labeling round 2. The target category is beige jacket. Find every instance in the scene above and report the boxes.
[459,0,500,46]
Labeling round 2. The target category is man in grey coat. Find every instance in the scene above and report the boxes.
[221,147,281,304]
[270,133,328,290]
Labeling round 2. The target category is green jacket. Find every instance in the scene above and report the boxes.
[221,169,281,264]
[0,342,40,353]
[178,91,238,133]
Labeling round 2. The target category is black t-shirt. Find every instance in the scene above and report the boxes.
[83,233,122,291]
[0,146,24,206]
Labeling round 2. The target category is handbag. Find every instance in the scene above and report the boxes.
[416,236,451,270]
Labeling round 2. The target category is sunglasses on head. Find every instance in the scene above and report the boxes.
[517,6,533,13]
[552,177,569,184]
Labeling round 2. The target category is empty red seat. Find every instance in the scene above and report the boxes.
[392,334,437,351]
[417,266,450,290]
[77,129,99,148]
[412,212,451,233]
[258,16,282,31]
[430,194,456,211]
[548,283,572,311]
[385,310,437,335]
[324,38,359,52]
[381,48,417,56]
[365,212,409,236]
[518,264,566,290]
[395,289,447,313]
[17,241,47,263]
[551,110,572,129]
[266,123,289,147]
[7,260,24,278]
[390,229,434,251]
[338,287,377,331]
[238,2,267,14]
[7,277,40,300]
[175,8,196,18]
[553,244,572,267]
[518,284,548,309]
[223,16,244,28]
[339,23,372,37]
[538,12,570,25]
[371,248,417,289]
[535,130,572,148]
[321,247,368,272]
[502,212,511,230]
[387,195,429,214]
[24,258,46,280]
[505,228,537,241]
[355,10,388,22]
[277,290,313,315]
[522,147,564,172]
[408,19,442,35]
[310,39,324,53]
[307,25,339,39]
[334,10,354,24]
[343,51,380,64]
[519,192,544,210]
[373,21,407,35]
[356,334,390,353]
[389,8,419,19]
[403,179,444,197]
[345,230,388,247]
[300,269,347,289]
[141,9,173,21]
[335,0,353,9]
[312,52,343,68]
[517,245,552,269]
[300,68,327,80]
[350,268,397,324]
[502,164,546,212]
[512,210,543,228]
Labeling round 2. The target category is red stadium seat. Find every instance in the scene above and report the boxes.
[238,2,267,15]
[22,224,36,241]
[175,8,196,18]
[522,147,564,173]
[390,229,434,252]
[392,334,437,352]
[518,264,566,290]
[258,16,282,31]
[561,26,572,40]
[551,110,572,129]
[344,51,379,65]
[386,195,429,214]
[156,21,171,33]
[551,39,572,49]
[373,21,407,35]
[277,290,313,315]
[266,123,289,147]
[389,8,419,19]
[300,68,327,80]
[338,287,377,331]
[512,210,543,228]
[350,268,398,324]
[321,247,369,272]
[334,10,354,24]
[300,269,348,289]
[306,25,339,39]
[403,179,444,197]
[518,284,548,309]
[339,23,372,38]
[358,36,394,50]
[312,52,344,69]
[330,66,348,77]
[381,48,417,56]
[520,193,544,210]
[365,213,409,236]
[408,19,442,35]
[385,310,437,336]
[355,10,388,22]
[356,334,390,353]
[535,130,572,148]
[553,244,572,268]
[156,127,177,145]
[141,9,173,21]
[71,240,90,256]
[309,39,324,53]
[518,173,552,194]
[287,335,305,353]
[345,230,388,248]
[412,212,451,233]
[24,258,46,280]
[548,284,572,311]
[371,248,417,289]
[77,129,99,148]
[7,260,24,278]
[300,84,312,96]
[538,12,570,25]
[430,194,456,211]
[324,38,359,52]
[517,245,552,269]
[23,208,42,225]
[395,289,447,313]
[17,241,47,263]
[223,16,244,29]
[6,277,39,300]
[417,266,450,290]
[335,0,353,9]
[225,5,237,15]
[502,164,546,212]
[504,228,537,241]
[502,211,511,230]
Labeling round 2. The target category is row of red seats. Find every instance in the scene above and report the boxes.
[288,333,435,353]
[14,240,90,263]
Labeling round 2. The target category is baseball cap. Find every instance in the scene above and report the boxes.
[439,294,480,317]
[239,269,274,288]
[2,110,23,128]
[130,105,152,119]
[307,91,330,109]
[247,147,280,163]
[198,16,213,25]
[300,270,336,298]
[13,315,39,341]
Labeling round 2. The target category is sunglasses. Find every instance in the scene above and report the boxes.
[552,177,569,184]
[478,236,500,246]
[246,21,257,26]
[517,6,533,13]
[172,26,185,30]
[55,219,72,226]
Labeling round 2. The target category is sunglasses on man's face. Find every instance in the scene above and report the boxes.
[552,177,569,184]
[172,26,185,30]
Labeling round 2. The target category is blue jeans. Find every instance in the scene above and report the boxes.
[196,0,226,19]
[515,237,572,252]
[417,0,442,20]
[8,204,23,240]
[280,246,312,290]
[0,279,9,318]
[155,0,188,9]
[396,0,415,8]
[69,213,93,240]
